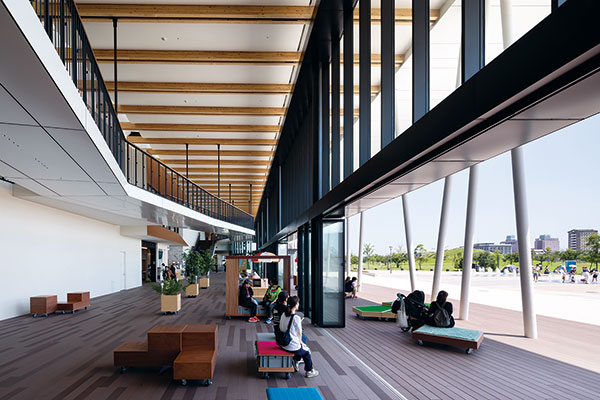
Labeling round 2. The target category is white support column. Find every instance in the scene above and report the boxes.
[431,175,453,300]
[402,194,417,292]
[346,217,351,276]
[459,164,479,320]
[511,147,538,338]
[501,0,538,339]
[357,212,364,292]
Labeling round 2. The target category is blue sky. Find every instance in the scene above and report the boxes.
[348,113,600,255]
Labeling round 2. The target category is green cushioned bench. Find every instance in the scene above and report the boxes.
[382,301,430,307]
[352,305,397,320]
[412,325,484,354]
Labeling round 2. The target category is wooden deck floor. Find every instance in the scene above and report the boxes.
[0,274,398,400]
[331,283,600,400]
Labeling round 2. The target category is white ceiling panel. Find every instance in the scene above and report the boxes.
[0,85,37,126]
[85,22,305,52]
[129,131,277,139]
[37,179,105,197]
[99,64,295,84]
[0,160,26,180]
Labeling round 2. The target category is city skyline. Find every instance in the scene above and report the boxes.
[348,113,600,255]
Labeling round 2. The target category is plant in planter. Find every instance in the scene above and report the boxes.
[198,249,215,289]
[183,249,202,297]
[151,279,184,314]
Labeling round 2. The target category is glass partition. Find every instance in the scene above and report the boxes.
[320,219,345,327]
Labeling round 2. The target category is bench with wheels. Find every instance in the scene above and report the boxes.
[266,388,324,400]
[256,341,294,379]
[30,295,57,317]
[173,325,218,386]
[352,305,397,321]
[412,325,484,354]
[57,292,90,314]
[114,324,186,370]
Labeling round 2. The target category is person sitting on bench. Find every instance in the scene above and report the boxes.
[278,296,319,378]
[425,290,455,328]
[344,277,353,298]
[261,278,282,325]
[239,279,259,323]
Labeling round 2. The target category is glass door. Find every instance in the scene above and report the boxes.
[316,218,345,327]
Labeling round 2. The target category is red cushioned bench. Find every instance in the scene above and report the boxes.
[256,341,295,379]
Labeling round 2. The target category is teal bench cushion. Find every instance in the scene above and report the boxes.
[266,388,323,400]
[415,325,482,341]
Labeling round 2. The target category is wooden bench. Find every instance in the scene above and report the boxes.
[57,292,90,314]
[266,388,324,400]
[30,295,57,317]
[114,325,186,371]
[352,305,397,321]
[173,325,218,386]
[256,341,294,379]
[412,325,484,354]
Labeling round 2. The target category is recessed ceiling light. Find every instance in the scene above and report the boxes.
[183,99,188,103]
[161,37,167,41]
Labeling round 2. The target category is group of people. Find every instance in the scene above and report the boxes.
[238,279,319,378]
[161,262,180,281]
[343,276,358,299]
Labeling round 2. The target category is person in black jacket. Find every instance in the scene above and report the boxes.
[239,280,259,322]
[426,290,455,328]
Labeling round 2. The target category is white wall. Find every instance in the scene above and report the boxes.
[0,181,141,320]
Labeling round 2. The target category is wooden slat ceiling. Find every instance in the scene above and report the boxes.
[76,1,439,218]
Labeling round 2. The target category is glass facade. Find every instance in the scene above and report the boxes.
[320,220,345,327]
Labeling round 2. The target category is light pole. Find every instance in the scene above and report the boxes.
[389,246,393,274]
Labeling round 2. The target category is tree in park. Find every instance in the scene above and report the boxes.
[351,254,359,266]
[560,248,580,262]
[414,244,427,270]
[362,243,374,267]
[475,251,496,270]
[585,233,600,269]
[503,252,519,265]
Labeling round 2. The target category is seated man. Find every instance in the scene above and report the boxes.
[260,278,282,324]
[425,290,455,328]
[344,277,353,298]
[239,279,259,323]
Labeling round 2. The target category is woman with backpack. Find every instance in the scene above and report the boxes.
[426,290,455,328]
[277,296,319,378]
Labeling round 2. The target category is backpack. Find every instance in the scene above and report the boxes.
[433,303,452,327]
[275,315,295,347]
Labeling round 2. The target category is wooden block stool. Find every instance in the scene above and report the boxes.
[30,295,57,317]
[57,291,90,314]
[173,325,218,386]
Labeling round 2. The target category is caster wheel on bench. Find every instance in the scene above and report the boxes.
[32,314,37,318]
[226,316,231,320]
[284,372,291,380]
[466,348,473,355]
[180,379,187,386]
[119,367,127,374]
[202,379,212,386]
[262,372,270,379]
[416,340,424,346]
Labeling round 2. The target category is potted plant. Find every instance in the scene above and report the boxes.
[198,249,215,289]
[151,278,184,314]
[183,249,202,297]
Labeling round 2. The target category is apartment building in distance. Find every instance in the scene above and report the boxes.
[568,229,598,251]
[534,234,560,252]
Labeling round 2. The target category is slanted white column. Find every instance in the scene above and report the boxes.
[357,212,364,292]
[346,217,351,276]
[501,0,538,339]
[431,175,453,300]
[402,194,417,292]
[459,164,479,320]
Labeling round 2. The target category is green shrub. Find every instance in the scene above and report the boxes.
[151,278,184,295]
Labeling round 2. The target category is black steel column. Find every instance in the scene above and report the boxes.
[412,0,430,122]
[60,0,65,62]
[551,0,567,12]
[331,29,341,187]
[217,144,221,198]
[113,18,118,114]
[321,59,330,195]
[249,184,253,213]
[343,0,354,179]
[462,0,485,83]
[185,143,189,204]
[381,0,395,147]
[312,62,323,201]
[229,183,232,203]
[359,0,371,165]
[278,164,282,231]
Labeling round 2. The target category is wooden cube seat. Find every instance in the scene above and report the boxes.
[30,295,57,317]
[173,351,216,380]
[266,388,324,400]
[412,325,484,354]
[114,342,151,366]
[57,292,90,313]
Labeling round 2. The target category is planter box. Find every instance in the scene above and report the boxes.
[185,284,199,297]
[199,277,210,288]
[161,294,181,313]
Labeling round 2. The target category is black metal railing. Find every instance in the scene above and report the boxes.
[29,0,254,229]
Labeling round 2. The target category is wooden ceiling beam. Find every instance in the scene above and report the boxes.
[150,149,272,157]
[193,180,266,185]
[128,137,276,146]
[94,49,301,65]
[121,122,279,132]
[106,81,376,95]
[77,4,314,22]
[119,105,286,116]
[163,159,270,166]
[179,174,266,180]
[175,167,268,173]
[353,8,440,24]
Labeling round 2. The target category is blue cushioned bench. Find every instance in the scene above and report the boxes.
[412,325,484,354]
[266,387,324,400]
